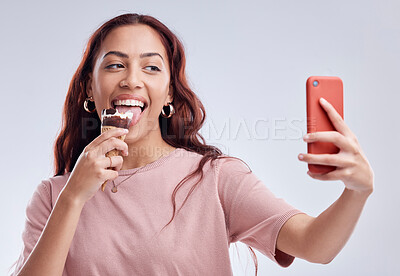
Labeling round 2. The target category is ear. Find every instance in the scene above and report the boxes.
[165,83,174,104]
[86,73,93,97]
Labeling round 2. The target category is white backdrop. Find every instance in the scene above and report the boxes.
[1,0,399,275]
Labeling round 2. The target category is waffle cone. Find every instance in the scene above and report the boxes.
[100,126,127,191]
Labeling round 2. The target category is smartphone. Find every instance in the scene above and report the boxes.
[306,76,344,174]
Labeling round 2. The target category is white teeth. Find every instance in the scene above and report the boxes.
[113,99,144,108]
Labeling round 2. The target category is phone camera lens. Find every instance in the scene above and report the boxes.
[313,80,319,87]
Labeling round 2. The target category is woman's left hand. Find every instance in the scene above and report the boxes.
[298,98,374,196]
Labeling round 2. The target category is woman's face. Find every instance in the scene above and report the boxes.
[88,24,172,144]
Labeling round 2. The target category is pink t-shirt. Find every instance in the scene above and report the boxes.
[13,148,304,275]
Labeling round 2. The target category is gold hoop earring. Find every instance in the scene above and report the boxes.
[84,96,96,113]
[161,103,175,118]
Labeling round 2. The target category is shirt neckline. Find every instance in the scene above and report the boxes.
[117,147,183,176]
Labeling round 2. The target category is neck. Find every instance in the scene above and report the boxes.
[121,135,176,170]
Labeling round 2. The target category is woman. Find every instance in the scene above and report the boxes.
[12,13,374,275]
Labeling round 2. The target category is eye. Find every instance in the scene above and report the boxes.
[144,65,161,72]
[105,64,124,69]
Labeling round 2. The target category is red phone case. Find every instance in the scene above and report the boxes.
[306,76,344,174]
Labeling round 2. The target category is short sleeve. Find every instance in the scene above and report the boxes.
[216,157,305,267]
[12,181,53,275]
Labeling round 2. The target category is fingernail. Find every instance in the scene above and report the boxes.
[320,97,327,104]
[303,134,310,140]
[122,129,129,133]
[298,154,304,160]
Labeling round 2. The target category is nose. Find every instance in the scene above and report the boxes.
[120,68,144,89]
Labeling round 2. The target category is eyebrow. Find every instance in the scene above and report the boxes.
[102,51,164,61]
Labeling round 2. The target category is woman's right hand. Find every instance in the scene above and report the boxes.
[61,128,129,205]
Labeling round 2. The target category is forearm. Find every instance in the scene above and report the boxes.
[304,188,371,264]
[17,191,84,276]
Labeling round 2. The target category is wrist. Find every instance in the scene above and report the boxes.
[59,188,86,210]
[344,187,372,201]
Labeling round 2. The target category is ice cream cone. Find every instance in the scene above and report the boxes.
[101,126,127,191]
[100,108,133,192]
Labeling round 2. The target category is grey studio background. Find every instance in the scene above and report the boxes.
[1,0,399,275]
